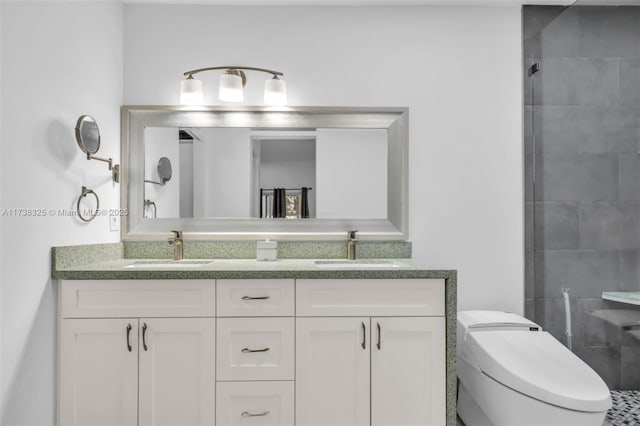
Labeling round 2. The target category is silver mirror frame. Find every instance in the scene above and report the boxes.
[121,105,408,241]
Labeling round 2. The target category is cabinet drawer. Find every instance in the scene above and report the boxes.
[217,318,294,381]
[216,381,294,426]
[217,279,294,317]
[60,280,215,318]
[296,279,444,317]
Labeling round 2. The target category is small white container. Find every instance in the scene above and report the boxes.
[257,240,278,261]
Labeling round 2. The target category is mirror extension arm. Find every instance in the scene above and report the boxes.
[86,153,120,183]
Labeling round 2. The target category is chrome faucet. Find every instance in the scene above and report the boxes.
[169,230,184,261]
[347,230,358,260]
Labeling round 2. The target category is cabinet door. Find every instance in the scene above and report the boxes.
[59,318,138,426]
[138,318,215,426]
[296,317,370,426]
[371,317,446,426]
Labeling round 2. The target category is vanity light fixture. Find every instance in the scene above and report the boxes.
[180,66,287,106]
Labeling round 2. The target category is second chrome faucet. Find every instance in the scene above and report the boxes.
[169,230,184,261]
[347,230,358,260]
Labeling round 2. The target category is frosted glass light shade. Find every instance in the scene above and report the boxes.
[179,78,204,105]
[264,78,287,105]
[219,73,244,102]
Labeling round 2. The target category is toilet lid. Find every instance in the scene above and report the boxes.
[467,330,611,412]
[458,310,540,331]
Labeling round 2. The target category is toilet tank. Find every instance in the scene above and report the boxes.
[457,311,541,367]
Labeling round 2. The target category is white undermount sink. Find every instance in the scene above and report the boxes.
[124,260,213,269]
[314,260,401,268]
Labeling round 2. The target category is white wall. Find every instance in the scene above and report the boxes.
[124,5,524,314]
[0,2,123,424]
[179,141,194,217]
[0,2,3,420]
[193,128,251,217]
[0,3,3,420]
[316,129,387,219]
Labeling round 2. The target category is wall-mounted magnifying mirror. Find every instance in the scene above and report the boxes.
[157,157,172,185]
[145,156,173,186]
[75,115,101,155]
[74,115,120,183]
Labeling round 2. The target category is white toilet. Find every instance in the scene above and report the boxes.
[457,311,611,426]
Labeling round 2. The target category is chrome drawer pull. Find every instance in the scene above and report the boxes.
[241,410,270,417]
[241,347,270,353]
[241,296,270,300]
[126,324,132,352]
[142,323,148,351]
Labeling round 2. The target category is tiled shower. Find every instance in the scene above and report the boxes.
[523,5,640,421]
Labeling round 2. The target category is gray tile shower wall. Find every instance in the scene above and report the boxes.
[524,5,640,390]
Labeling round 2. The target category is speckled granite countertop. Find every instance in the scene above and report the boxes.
[51,241,455,281]
[53,257,456,281]
[51,241,457,425]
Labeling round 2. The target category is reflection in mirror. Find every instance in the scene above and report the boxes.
[142,156,173,218]
[143,128,179,218]
[122,107,408,240]
[157,157,173,184]
[253,131,316,219]
[75,115,100,155]
[143,127,387,220]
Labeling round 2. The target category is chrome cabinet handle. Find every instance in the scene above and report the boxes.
[241,411,270,417]
[241,347,270,353]
[142,323,148,351]
[377,322,381,350]
[241,296,270,300]
[361,322,366,350]
[126,324,132,352]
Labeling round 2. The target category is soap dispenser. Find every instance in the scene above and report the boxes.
[256,240,278,261]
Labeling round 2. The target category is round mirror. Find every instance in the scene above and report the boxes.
[157,157,172,184]
[75,115,101,155]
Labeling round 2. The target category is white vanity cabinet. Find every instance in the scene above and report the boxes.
[215,279,296,426]
[371,317,446,426]
[138,318,216,426]
[216,381,295,426]
[216,317,295,381]
[296,317,371,426]
[59,318,139,426]
[57,277,446,426]
[58,280,216,426]
[295,279,446,426]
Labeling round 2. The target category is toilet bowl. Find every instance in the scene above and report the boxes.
[457,311,611,426]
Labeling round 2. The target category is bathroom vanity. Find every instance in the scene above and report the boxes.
[52,105,455,425]
[52,244,457,426]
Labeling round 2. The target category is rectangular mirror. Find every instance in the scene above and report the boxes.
[122,106,408,240]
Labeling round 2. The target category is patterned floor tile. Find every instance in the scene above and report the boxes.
[608,390,640,426]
